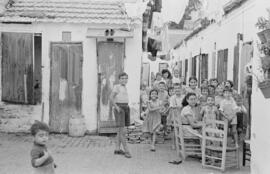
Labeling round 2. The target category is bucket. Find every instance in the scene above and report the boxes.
[68,116,86,137]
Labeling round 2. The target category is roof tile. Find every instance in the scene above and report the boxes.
[0,0,132,25]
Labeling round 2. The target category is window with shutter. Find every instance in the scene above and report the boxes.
[1,32,41,104]
[217,49,228,83]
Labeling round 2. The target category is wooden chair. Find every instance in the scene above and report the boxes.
[242,139,251,166]
[202,119,240,172]
[173,109,202,160]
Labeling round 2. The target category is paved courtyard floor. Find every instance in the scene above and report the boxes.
[0,133,250,174]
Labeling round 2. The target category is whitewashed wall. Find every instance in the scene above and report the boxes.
[175,0,256,88]
[0,22,142,133]
[251,1,270,173]
[174,0,270,173]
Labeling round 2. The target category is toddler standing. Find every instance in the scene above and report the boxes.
[201,95,219,135]
[30,121,56,174]
[219,87,240,147]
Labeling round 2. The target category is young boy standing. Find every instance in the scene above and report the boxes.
[30,121,56,174]
[158,81,170,134]
[110,72,132,158]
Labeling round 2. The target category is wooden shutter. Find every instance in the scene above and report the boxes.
[217,49,228,82]
[185,59,188,84]
[201,54,208,81]
[223,49,228,81]
[192,56,196,77]
[233,45,239,90]
[2,32,33,104]
[142,63,150,86]
[211,52,216,78]
[179,60,182,77]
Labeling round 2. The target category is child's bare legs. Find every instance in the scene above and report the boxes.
[171,130,176,150]
[232,124,239,147]
[115,128,121,151]
[151,131,157,151]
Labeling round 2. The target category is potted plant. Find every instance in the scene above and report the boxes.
[256,17,270,43]
[257,36,270,98]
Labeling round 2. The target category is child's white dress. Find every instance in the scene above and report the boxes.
[142,100,162,133]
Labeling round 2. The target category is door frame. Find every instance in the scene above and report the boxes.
[49,41,83,132]
[96,41,125,133]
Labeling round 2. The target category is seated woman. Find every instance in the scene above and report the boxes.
[180,92,203,137]
[169,92,202,165]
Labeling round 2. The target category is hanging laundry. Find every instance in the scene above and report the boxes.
[147,37,162,58]
[161,0,189,23]
[153,0,162,12]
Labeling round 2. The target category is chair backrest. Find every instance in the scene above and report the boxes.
[173,108,202,160]
[172,108,185,158]
[202,119,228,171]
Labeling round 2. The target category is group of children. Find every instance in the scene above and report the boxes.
[141,69,247,153]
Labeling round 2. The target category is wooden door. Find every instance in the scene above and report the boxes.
[240,43,253,96]
[97,42,124,133]
[233,45,240,90]
[211,52,216,78]
[200,54,208,82]
[179,60,183,77]
[217,49,228,82]
[50,43,83,133]
[184,59,188,84]
[141,63,150,86]
[1,32,34,104]
[191,56,197,77]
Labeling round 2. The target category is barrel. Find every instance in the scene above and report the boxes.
[68,116,86,137]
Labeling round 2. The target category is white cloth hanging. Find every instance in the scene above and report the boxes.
[161,0,189,23]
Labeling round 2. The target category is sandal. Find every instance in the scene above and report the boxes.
[114,150,125,155]
[124,152,132,158]
[150,148,156,152]
[168,160,182,165]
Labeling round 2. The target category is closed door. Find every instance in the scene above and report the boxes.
[233,44,240,90]
[50,43,83,133]
[240,43,253,95]
[217,49,228,82]
[141,63,150,86]
[1,32,34,104]
[97,42,124,133]
[200,54,208,83]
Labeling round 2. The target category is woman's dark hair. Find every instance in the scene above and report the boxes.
[149,89,158,100]
[118,72,128,79]
[225,80,234,88]
[173,83,181,88]
[223,86,233,92]
[208,85,216,90]
[168,87,174,96]
[207,95,215,99]
[201,79,208,84]
[189,76,197,82]
[210,78,218,83]
[159,81,166,85]
[182,92,196,107]
[161,69,172,79]
[201,86,209,92]
[30,121,50,136]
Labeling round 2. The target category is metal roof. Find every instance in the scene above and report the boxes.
[0,0,132,25]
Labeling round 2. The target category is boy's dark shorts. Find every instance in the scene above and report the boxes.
[161,114,167,126]
[114,103,130,127]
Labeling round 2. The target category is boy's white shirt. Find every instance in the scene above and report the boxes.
[219,97,239,112]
